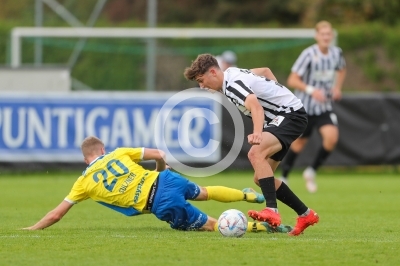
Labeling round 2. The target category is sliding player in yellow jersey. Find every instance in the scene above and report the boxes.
[23,136,292,233]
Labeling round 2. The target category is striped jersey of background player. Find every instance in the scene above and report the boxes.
[280,21,347,193]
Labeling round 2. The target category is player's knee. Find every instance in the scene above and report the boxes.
[247,150,255,162]
[248,149,262,164]
[324,140,337,151]
[195,187,208,201]
[291,138,306,152]
[323,134,338,150]
[330,135,339,145]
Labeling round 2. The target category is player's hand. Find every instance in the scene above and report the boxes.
[248,132,263,145]
[332,87,342,101]
[312,89,326,102]
[21,227,34,230]
[155,164,171,171]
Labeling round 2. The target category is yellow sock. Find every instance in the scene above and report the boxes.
[214,222,267,232]
[214,222,218,232]
[246,222,267,232]
[205,186,244,202]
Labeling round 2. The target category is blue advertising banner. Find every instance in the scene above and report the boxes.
[0,92,221,162]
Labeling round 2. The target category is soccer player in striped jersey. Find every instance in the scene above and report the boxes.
[22,136,293,234]
[280,21,347,193]
[184,54,319,236]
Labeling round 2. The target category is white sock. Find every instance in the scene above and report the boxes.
[267,207,279,213]
[300,208,310,217]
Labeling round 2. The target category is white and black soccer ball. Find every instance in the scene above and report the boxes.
[217,209,247,237]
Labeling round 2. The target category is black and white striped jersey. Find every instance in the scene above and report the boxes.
[291,44,346,116]
[222,67,303,125]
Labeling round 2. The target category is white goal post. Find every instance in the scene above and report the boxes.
[11,27,320,68]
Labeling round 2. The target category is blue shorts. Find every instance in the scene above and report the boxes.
[151,170,208,231]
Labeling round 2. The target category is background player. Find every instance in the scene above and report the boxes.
[280,21,347,193]
[216,50,237,71]
[23,136,292,233]
[184,54,319,236]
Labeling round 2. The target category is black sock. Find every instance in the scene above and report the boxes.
[280,150,298,179]
[259,177,277,208]
[276,182,308,215]
[311,146,331,170]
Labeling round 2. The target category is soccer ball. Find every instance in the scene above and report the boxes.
[217,209,247,237]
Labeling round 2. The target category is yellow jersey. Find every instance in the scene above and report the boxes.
[65,147,159,216]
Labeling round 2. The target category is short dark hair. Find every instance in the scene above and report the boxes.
[184,54,219,81]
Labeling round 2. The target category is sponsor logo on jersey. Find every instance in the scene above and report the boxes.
[268,115,285,127]
[187,213,204,230]
[133,172,149,203]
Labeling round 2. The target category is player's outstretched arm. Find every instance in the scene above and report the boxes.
[142,148,167,172]
[22,200,73,230]
[251,67,278,82]
[244,94,264,145]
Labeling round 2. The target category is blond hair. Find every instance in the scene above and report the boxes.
[315,20,332,32]
[184,54,219,81]
[81,136,104,158]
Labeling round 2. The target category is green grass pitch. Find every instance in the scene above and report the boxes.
[1,170,399,265]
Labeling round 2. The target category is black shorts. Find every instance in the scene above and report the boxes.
[301,111,338,138]
[263,107,308,161]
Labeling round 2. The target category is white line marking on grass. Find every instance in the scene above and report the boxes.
[0,235,54,238]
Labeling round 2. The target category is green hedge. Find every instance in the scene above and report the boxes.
[0,25,9,65]
[339,23,400,87]
[1,23,399,91]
